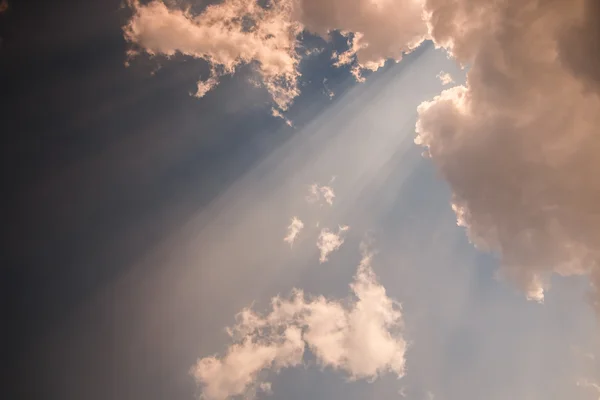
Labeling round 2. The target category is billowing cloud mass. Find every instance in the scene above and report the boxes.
[191,247,406,399]
[415,0,600,306]
[284,216,304,246]
[123,0,427,109]
[317,225,349,263]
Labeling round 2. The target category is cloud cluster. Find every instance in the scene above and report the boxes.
[191,247,406,399]
[415,0,600,305]
[123,0,428,109]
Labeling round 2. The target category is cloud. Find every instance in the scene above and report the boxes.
[191,246,406,399]
[319,186,335,205]
[436,71,453,85]
[317,225,349,263]
[306,183,321,203]
[284,216,304,246]
[306,183,336,206]
[415,0,600,306]
[123,0,428,110]
[124,0,302,110]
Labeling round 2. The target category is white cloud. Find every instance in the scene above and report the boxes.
[415,0,600,306]
[123,0,428,110]
[284,216,304,246]
[191,326,305,400]
[191,246,406,399]
[317,225,349,263]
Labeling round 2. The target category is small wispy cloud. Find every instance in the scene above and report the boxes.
[323,78,335,99]
[272,108,293,127]
[190,245,406,399]
[306,183,336,206]
[317,225,349,263]
[436,71,454,85]
[284,217,304,246]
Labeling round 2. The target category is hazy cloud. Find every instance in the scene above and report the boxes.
[317,225,349,263]
[415,0,600,307]
[191,246,406,399]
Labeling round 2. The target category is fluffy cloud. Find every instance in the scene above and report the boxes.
[191,247,406,399]
[415,0,600,305]
[123,0,428,110]
[284,216,304,246]
[317,225,349,263]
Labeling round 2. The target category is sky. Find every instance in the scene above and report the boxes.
[3,0,600,399]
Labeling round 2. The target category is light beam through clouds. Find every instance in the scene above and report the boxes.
[124,0,600,311]
[190,243,406,400]
[78,46,448,400]
[117,1,600,396]
[306,183,336,206]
